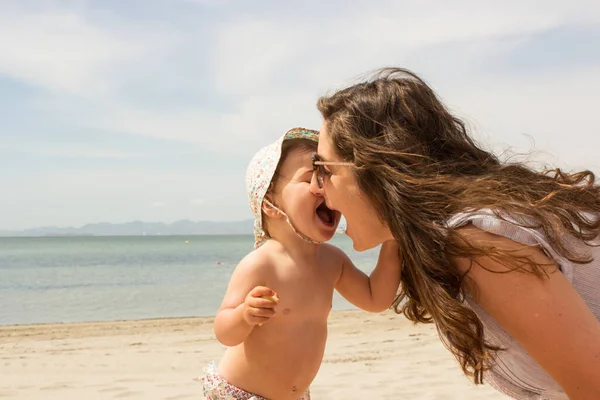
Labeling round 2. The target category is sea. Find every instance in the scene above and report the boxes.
[0,235,380,326]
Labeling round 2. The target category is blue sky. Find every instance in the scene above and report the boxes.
[1,0,599,230]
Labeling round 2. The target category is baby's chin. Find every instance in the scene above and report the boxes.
[320,233,336,242]
[317,225,341,243]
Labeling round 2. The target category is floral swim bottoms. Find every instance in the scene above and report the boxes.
[201,361,310,400]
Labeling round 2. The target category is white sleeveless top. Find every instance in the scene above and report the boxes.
[446,209,600,399]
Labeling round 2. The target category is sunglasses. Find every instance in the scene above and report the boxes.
[311,152,354,189]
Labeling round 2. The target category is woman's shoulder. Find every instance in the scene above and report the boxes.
[445,208,550,258]
[447,208,533,231]
[446,207,600,244]
[447,208,599,233]
[446,208,600,284]
[446,208,566,252]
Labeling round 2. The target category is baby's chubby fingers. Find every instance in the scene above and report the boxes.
[249,286,277,299]
[249,286,280,305]
[243,286,280,326]
[249,297,279,310]
[249,305,276,318]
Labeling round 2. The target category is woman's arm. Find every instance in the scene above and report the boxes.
[454,226,600,400]
[334,240,402,312]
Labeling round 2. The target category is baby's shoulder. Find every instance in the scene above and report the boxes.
[236,245,277,275]
[318,243,348,267]
[226,249,276,289]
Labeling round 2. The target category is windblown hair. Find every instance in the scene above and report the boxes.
[317,67,600,383]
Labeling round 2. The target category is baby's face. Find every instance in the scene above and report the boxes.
[271,149,341,242]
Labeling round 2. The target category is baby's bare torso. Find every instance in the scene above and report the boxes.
[218,247,340,400]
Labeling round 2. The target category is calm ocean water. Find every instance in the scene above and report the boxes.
[0,235,380,326]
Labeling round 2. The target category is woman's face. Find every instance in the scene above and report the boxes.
[310,121,393,251]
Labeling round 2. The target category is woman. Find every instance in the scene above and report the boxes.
[310,68,600,399]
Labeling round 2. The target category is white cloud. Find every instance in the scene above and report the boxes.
[212,1,599,97]
[0,136,149,159]
[2,0,600,229]
[36,145,146,159]
[0,5,180,99]
[152,201,167,208]
[181,0,234,5]
[29,91,322,153]
[5,0,598,154]
[446,65,600,172]
[189,198,204,206]
[206,1,600,169]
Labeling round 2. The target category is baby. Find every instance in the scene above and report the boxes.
[201,128,401,399]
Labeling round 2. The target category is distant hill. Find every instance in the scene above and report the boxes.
[0,220,255,237]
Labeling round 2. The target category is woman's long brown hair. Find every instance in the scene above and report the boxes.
[317,67,600,383]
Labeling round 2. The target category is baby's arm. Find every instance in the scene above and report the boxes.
[214,253,279,346]
[333,240,401,312]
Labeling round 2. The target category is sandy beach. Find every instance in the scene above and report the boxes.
[0,310,505,399]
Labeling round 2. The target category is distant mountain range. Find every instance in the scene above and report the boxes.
[1,219,348,238]
[0,220,256,237]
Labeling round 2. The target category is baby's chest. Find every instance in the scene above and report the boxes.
[273,284,334,321]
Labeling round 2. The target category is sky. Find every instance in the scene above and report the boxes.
[1,0,599,230]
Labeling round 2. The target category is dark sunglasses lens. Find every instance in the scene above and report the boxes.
[317,166,324,188]
[311,153,325,188]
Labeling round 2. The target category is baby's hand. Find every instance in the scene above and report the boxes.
[243,286,280,326]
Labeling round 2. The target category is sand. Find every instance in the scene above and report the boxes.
[0,310,506,399]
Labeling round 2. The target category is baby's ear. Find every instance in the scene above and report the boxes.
[262,197,281,218]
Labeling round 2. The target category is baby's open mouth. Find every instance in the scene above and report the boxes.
[316,202,336,226]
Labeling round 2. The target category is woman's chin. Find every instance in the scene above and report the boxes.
[346,229,367,252]
[352,240,373,252]
[348,230,381,252]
